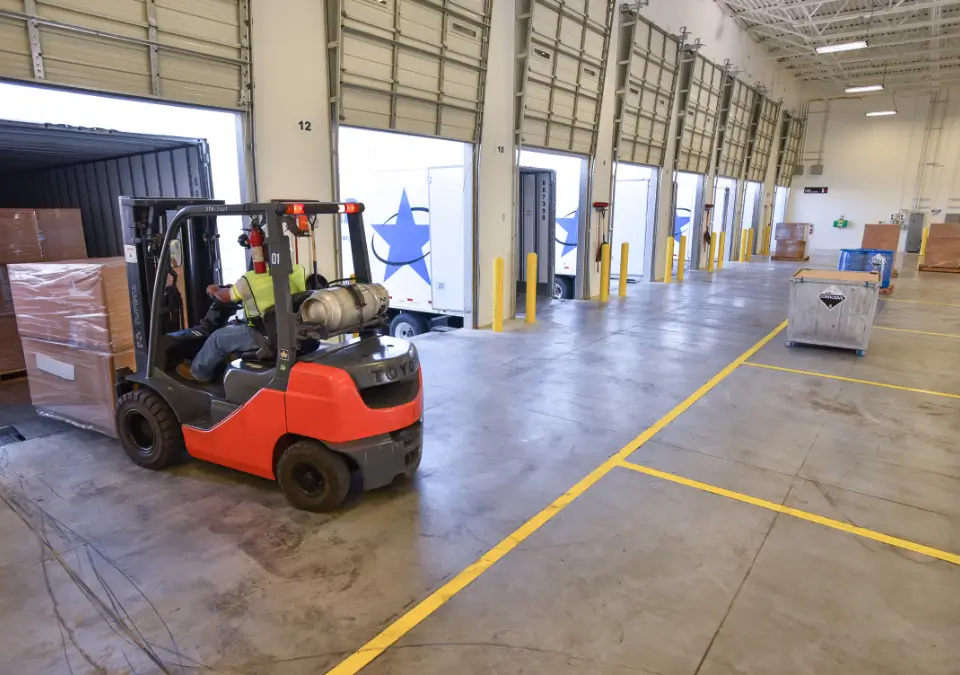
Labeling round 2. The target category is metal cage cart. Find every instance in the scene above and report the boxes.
[786,269,881,357]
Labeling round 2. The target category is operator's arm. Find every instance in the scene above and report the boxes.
[207,284,235,304]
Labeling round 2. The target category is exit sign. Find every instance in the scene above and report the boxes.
[804,187,828,194]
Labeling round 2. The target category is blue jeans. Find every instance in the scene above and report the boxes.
[191,324,260,382]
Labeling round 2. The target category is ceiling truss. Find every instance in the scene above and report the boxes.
[716,0,960,92]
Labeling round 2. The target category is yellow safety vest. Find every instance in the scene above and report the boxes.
[231,264,307,320]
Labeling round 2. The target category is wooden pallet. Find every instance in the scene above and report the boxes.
[918,265,960,274]
[0,369,26,382]
[772,255,810,262]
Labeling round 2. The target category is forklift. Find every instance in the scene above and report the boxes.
[115,197,423,511]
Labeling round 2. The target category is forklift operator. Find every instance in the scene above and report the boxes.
[177,255,307,382]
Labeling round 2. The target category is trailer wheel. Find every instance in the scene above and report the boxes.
[116,390,184,470]
[389,312,427,338]
[276,440,351,512]
[554,276,574,299]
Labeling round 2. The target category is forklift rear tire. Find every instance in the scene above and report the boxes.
[276,440,351,512]
[116,390,185,470]
[389,312,427,338]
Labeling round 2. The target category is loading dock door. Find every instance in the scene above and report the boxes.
[0,0,250,109]
[518,168,556,298]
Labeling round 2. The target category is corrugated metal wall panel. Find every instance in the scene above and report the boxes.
[745,95,780,183]
[613,10,679,168]
[0,0,249,109]
[335,0,491,142]
[0,143,212,257]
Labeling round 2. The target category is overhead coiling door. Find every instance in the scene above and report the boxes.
[676,53,725,174]
[0,0,250,109]
[745,95,780,183]
[716,77,756,178]
[777,115,805,188]
[613,11,679,167]
[332,0,490,142]
[518,0,613,154]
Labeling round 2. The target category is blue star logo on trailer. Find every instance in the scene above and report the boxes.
[556,210,579,257]
[372,189,431,285]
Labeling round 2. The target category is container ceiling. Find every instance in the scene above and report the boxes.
[717,0,960,92]
[0,120,205,173]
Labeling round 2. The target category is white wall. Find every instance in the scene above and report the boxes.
[475,0,518,326]
[639,0,799,108]
[250,0,337,278]
[784,92,960,251]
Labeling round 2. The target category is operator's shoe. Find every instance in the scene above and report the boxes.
[176,362,198,381]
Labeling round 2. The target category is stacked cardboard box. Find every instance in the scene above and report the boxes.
[862,224,901,252]
[0,209,87,263]
[773,222,810,261]
[922,223,960,272]
[8,259,133,436]
[0,209,87,374]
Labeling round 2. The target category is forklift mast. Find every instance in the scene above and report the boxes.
[119,197,225,374]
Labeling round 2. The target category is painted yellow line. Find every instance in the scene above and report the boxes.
[744,362,960,400]
[875,326,960,339]
[325,321,789,675]
[618,460,960,566]
[885,298,960,308]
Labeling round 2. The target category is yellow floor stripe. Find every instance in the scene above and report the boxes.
[875,326,960,339]
[744,362,960,399]
[324,321,788,675]
[618,460,960,566]
[885,298,960,308]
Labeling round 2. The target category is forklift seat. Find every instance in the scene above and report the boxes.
[237,291,316,365]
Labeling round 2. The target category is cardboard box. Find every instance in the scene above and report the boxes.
[923,224,960,269]
[0,317,25,373]
[21,338,133,437]
[0,209,87,264]
[774,240,807,260]
[0,265,12,317]
[775,222,809,242]
[8,258,132,352]
[862,224,900,252]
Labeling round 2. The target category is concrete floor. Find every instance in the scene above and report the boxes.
[1,254,958,674]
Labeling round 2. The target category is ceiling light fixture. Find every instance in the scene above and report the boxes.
[846,84,884,93]
[817,40,868,54]
[865,110,897,117]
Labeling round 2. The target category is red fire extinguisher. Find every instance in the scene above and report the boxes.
[249,223,266,274]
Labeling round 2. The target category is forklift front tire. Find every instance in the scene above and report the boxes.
[116,390,185,470]
[276,440,351,512]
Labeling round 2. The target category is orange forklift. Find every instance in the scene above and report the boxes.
[115,198,423,511]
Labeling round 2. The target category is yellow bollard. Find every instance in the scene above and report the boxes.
[599,243,611,302]
[677,235,687,282]
[708,230,717,272]
[619,242,629,298]
[717,231,726,270]
[747,228,755,261]
[493,257,504,332]
[664,236,675,283]
[739,229,747,262]
[921,227,930,257]
[525,252,537,323]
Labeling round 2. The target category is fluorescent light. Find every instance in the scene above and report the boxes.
[845,84,884,93]
[817,40,868,54]
[866,110,897,117]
